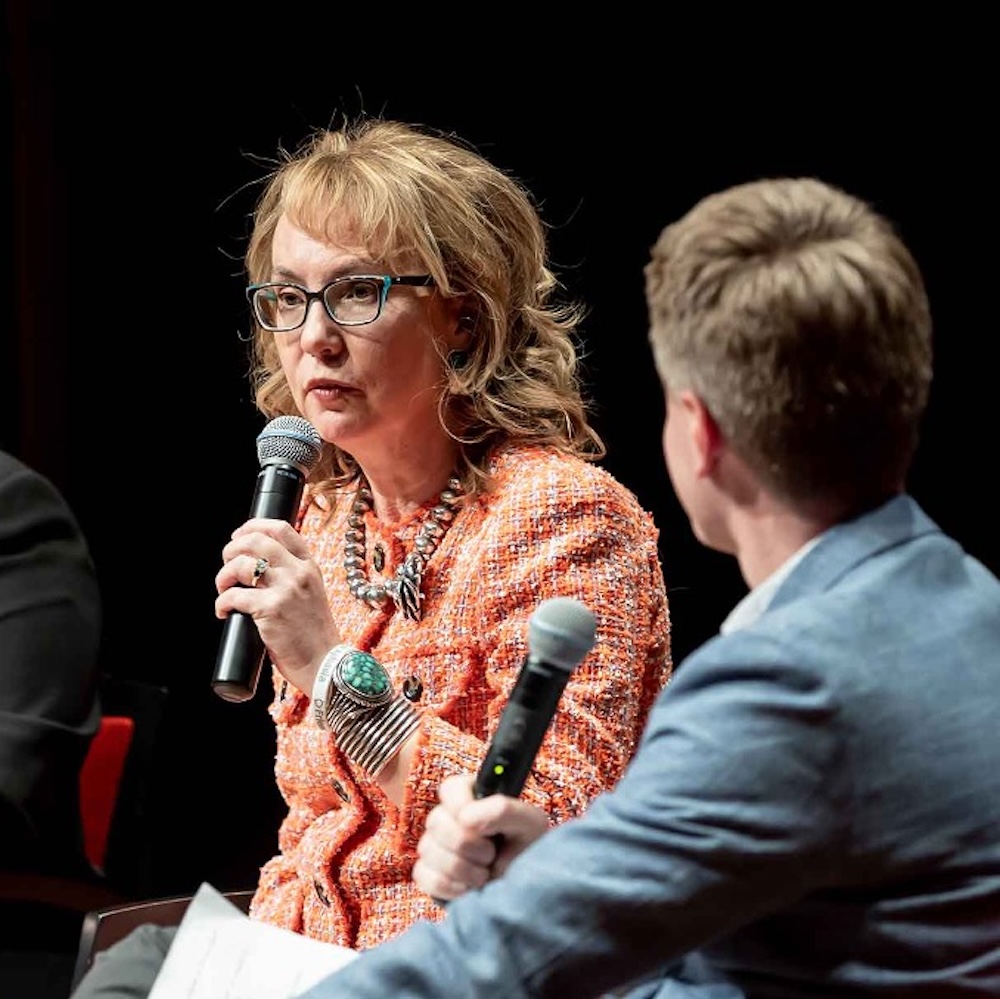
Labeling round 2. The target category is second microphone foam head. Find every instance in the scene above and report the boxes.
[528,597,597,672]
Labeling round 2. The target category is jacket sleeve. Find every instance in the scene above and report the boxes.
[296,636,843,999]
[395,466,673,850]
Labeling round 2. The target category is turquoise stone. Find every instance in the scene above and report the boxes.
[342,652,390,697]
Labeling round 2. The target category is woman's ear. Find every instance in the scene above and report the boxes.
[454,309,476,348]
[441,299,476,371]
[437,294,475,351]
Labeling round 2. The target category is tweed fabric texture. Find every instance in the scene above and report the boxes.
[249,444,672,950]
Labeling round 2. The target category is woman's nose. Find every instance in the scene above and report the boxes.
[298,299,345,356]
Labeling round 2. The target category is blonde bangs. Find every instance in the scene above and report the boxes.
[277,156,429,274]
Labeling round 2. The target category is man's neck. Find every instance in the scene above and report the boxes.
[731,507,834,590]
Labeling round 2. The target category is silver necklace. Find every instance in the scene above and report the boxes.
[344,476,463,622]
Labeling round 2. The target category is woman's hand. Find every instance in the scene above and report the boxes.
[413,774,551,901]
[214,517,341,696]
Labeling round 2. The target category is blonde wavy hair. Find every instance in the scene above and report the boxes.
[645,177,933,516]
[243,117,605,500]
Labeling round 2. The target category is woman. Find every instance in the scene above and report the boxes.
[72,117,672,999]
[220,117,672,948]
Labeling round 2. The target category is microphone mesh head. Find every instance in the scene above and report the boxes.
[256,416,323,473]
[528,597,597,672]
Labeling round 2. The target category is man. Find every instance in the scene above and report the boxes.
[1,449,103,997]
[0,448,102,874]
[296,177,1000,997]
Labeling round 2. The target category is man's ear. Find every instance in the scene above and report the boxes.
[679,389,724,477]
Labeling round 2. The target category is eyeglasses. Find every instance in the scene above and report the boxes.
[247,274,435,332]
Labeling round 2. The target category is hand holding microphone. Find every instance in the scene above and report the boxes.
[415,773,552,901]
[212,416,324,703]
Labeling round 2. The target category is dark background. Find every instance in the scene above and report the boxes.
[3,10,996,896]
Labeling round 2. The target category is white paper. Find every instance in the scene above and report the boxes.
[148,882,357,999]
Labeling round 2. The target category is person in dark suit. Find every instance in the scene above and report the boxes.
[0,448,102,878]
[291,177,1000,996]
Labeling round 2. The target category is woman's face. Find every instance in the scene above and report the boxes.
[268,214,463,463]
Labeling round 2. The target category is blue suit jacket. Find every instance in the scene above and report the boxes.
[300,495,1000,998]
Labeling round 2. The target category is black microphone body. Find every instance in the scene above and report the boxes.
[212,416,323,704]
[473,596,597,800]
[474,658,573,799]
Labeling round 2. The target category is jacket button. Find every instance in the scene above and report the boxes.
[402,675,423,701]
[331,778,349,802]
[313,879,331,906]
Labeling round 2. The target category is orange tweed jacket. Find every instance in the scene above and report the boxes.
[250,444,672,950]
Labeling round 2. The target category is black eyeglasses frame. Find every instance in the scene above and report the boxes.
[246,274,435,332]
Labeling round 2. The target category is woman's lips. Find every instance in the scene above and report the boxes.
[306,379,356,399]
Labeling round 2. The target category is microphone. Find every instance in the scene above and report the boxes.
[212,415,323,704]
[434,597,597,908]
[474,596,597,799]
[432,597,596,908]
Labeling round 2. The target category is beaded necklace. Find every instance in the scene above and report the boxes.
[343,476,463,622]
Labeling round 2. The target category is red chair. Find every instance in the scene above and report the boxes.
[79,715,136,874]
[0,713,138,913]
[0,681,167,998]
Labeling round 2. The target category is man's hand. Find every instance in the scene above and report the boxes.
[413,773,550,901]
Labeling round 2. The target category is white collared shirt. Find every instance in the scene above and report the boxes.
[719,536,822,636]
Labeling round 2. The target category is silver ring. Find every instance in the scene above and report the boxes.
[250,556,269,587]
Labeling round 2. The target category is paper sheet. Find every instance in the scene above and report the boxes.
[148,882,357,999]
